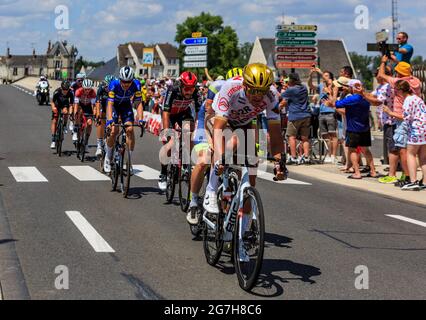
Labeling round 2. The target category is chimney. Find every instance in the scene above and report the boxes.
[7,47,10,57]
[33,48,36,57]
[47,40,51,54]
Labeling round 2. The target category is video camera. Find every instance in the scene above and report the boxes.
[366,30,399,58]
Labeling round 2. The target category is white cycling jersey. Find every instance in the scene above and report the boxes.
[212,78,280,127]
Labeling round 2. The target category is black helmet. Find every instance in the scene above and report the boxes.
[61,80,71,90]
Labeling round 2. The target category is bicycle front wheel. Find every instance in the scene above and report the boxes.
[111,155,119,192]
[165,165,176,203]
[233,186,265,292]
[203,209,224,266]
[122,145,131,198]
[56,118,64,157]
[179,164,191,212]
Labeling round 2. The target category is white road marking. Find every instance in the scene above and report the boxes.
[65,211,115,253]
[61,166,110,181]
[386,215,426,228]
[258,171,312,185]
[133,165,161,180]
[8,167,48,182]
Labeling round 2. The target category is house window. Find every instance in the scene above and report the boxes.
[25,67,29,76]
[13,68,18,76]
[55,61,61,69]
[39,68,43,76]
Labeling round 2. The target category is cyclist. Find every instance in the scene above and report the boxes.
[50,80,74,149]
[95,75,114,158]
[69,73,86,133]
[104,66,143,173]
[73,79,97,151]
[203,63,288,215]
[158,71,202,191]
[186,68,242,225]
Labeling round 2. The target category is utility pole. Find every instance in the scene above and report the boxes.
[392,0,399,41]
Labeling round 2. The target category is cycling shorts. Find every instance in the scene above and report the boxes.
[112,101,134,124]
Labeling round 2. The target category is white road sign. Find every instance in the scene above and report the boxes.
[183,55,208,62]
[184,45,208,55]
[183,61,207,68]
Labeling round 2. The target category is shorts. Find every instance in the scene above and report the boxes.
[345,131,371,148]
[112,101,134,124]
[51,104,70,119]
[393,121,408,148]
[319,113,337,136]
[99,101,107,114]
[286,117,311,138]
[80,103,94,116]
[383,124,399,152]
[168,108,194,129]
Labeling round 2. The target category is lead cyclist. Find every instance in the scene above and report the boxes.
[203,63,288,215]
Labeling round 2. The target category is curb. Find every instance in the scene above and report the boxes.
[0,191,31,300]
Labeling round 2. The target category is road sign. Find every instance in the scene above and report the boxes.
[276,47,318,53]
[184,45,208,55]
[276,61,316,69]
[276,39,317,46]
[276,31,317,39]
[276,54,317,61]
[192,32,202,38]
[276,24,317,31]
[182,37,208,46]
[183,61,207,68]
[183,55,208,62]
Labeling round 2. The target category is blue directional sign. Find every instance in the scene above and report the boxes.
[182,37,208,46]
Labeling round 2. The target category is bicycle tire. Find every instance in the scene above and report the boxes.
[233,186,265,292]
[203,209,224,266]
[122,145,131,198]
[111,152,119,192]
[56,117,64,157]
[165,165,176,203]
[189,168,210,237]
[178,164,191,213]
[80,127,86,163]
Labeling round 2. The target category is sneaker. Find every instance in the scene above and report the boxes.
[72,132,78,142]
[186,206,199,225]
[401,181,421,191]
[238,244,250,263]
[203,190,219,214]
[323,156,332,164]
[69,121,74,132]
[378,176,398,184]
[104,157,111,173]
[287,157,298,165]
[64,127,68,134]
[298,156,310,165]
[95,145,103,158]
[158,174,167,191]
[50,141,56,149]
[396,178,411,188]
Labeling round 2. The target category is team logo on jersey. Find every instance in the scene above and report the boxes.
[218,97,230,112]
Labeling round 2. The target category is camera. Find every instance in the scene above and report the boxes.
[366,30,399,58]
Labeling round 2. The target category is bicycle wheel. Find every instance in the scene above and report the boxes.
[203,208,224,266]
[233,186,265,292]
[56,117,64,157]
[165,165,176,203]
[111,153,119,192]
[178,164,191,212]
[121,145,131,198]
[189,168,210,236]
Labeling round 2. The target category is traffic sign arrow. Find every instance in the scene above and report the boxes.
[276,47,318,53]
[276,31,317,39]
[184,45,208,55]
[182,37,208,46]
[275,39,317,46]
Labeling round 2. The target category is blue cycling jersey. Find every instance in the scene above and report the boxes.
[108,79,142,105]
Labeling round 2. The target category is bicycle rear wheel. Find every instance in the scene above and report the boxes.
[165,165,176,203]
[121,145,131,198]
[179,164,191,212]
[203,209,224,266]
[234,186,265,292]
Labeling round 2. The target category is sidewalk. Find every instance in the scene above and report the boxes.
[13,76,62,93]
[286,159,426,207]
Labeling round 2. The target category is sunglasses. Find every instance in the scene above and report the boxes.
[245,87,269,95]
[182,86,195,93]
[121,80,132,85]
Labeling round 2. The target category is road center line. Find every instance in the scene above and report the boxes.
[65,211,115,253]
[386,215,426,228]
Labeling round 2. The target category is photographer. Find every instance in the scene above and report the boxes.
[390,32,414,64]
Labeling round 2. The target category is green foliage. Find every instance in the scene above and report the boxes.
[75,56,105,75]
[237,42,254,67]
[349,52,376,90]
[411,55,424,66]
[175,12,240,78]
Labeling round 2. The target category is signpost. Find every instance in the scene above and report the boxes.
[275,24,318,70]
[182,32,208,73]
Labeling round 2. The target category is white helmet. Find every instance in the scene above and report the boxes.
[82,79,93,89]
[119,66,135,81]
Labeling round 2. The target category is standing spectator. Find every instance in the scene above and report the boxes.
[326,80,377,179]
[391,32,414,64]
[394,80,426,190]
[339,66,354,79]
[308,68,338,163]
[281,73,312,165]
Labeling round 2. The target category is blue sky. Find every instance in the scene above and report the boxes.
[1,0,425,61]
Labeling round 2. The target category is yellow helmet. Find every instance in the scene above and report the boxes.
[226,67,243,80]
[242,63,274,90]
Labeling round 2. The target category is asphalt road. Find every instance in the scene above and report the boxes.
[1,84,425,300]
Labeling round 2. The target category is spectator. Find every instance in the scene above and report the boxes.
[394,80,426,190]
[308,68,338,164]
[326,79,377,179]
[376,56,421,186]
[281,73,312,165]
[340,66,354,79]
[391,32,414,64]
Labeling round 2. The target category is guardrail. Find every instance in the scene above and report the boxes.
[412,65,426,100]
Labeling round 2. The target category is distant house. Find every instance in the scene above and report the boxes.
[0,40,78,83]
[249,37,356,83]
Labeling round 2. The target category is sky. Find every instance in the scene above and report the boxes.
[1,0,425,61]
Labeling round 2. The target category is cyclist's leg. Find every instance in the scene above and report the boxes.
[105,106,119,158]
[51,103,59,142]
[82,104,94,145]
[62,106,69,128]
[97,103,106,151]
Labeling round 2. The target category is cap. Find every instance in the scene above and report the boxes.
[333,76,350,88]
[348,79,362,88]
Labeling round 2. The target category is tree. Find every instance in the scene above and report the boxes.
[411,55,424,66]
[237,42,254,67]
[175,12,240,78]
[349,52,375,90]
[74,56,105,75]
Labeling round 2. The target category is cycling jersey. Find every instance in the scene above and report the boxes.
[207,80,226,101]
[96,84,109,110]
[108,79,142,105]
[74,88,97,106]
[52,88,74,109]
[71,82,82,93]
[212,79,280,127]
[162,84,202,115]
